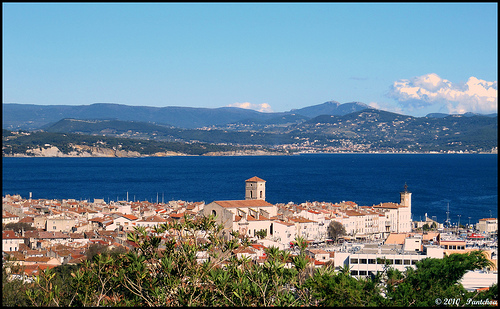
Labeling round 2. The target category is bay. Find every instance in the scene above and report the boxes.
[2,154,497,226]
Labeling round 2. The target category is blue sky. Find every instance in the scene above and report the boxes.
[2,3,497,117]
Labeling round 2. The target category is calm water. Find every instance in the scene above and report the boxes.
[2,154,497,225]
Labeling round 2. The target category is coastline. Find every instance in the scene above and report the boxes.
[2,149,498,158]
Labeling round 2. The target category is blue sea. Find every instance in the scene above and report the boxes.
[2,154,497,225]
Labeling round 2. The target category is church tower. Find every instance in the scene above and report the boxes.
[400,183,412,209]
[245,176,266,200]
[399,183,412,232]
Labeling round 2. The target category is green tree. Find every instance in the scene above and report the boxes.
[255,229,267,240]
[304,266,386,306]
[3,222,36,233]
[327,221,346,243]
[384,250,494,306]
[17,214,498,307]
[2,259,32,307]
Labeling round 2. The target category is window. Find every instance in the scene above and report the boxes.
[359,271,367,276]
[395,259,402,265]
[404,260,411,265]
[360,259,367,264]
[350,258,358,264]
[411,260,417,265]
[53,226,57,230]
[260,191,263,198]
[368,259,376,264]
[212,210,217,217]
[351,270,358,276]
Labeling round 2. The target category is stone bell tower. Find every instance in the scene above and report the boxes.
[399,183,412,232]
[400,183,412,210]
[245,176,266,201]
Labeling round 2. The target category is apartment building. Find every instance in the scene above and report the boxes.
[45,216,76,233]
[476,218,498,234]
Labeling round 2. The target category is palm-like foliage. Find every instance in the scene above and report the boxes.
[18,216,497,307]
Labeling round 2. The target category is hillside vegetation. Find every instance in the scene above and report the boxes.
[2,130,275,157]
[3,216,497,307]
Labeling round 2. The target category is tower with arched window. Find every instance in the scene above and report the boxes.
[245,176,266,201]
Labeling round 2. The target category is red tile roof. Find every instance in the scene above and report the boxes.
[373,202,403,209]
[139,215,166,222]
[3,211,18,218]
[214,200,273,208]
[2,230,20,238]
[246,176,266,182]
[121,214,138,221]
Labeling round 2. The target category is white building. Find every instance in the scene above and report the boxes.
[272,220,296,246]
[338,243,444,277]
[476,218,498,234]
[289,216,320,241]
[2,211,19,225]
[2,230,24,252]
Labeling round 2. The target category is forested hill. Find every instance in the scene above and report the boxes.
[2,129,276,157]
[37,109,498,153]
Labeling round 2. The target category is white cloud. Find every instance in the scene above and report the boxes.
[387,73,497,115]
[226,102,274,113]
[368,101,404,115]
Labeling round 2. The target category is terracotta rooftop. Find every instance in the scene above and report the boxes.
[373,202,403,209]
[139,215,166,222]
[288,216,316,223]
[2,230,20,239]
[245,176,266,182]
[214,200,273,208]
[121,214,138,221]
[3,211,18,218]
[384,233,409,245]
[274,220,294,227]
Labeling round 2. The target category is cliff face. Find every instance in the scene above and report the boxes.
[9,145,276,157]
[24,145,143,157]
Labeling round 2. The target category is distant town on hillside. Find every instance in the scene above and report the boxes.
[2,102,497,156]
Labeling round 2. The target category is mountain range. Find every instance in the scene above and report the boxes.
[2,101,497,155]
[2,101,372,130]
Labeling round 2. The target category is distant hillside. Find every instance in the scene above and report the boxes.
[3,101,370,131]
[290,101,369,118]
[425,112,498,118]
[2,103,278,130]
[2,129,276,157]
[34,108,498,153]
[3,101,497,153]
[42,118,300,146]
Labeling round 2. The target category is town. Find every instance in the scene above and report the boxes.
[3,177,498,292]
